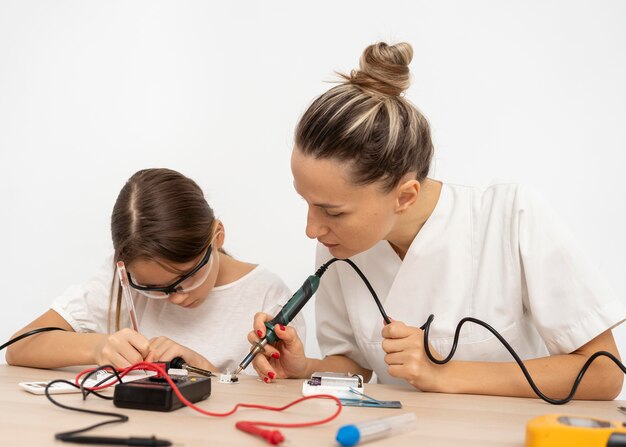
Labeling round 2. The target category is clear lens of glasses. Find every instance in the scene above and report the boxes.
[130,251,214,299]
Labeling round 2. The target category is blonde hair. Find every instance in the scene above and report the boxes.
[295,42,434,192]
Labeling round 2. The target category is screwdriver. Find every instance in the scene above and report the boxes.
[233,273,321,376]
[169,357,215,377]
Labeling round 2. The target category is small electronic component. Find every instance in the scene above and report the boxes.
[219,373,239,384]
[302,372,364,399]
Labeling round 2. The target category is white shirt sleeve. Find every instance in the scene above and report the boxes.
[516,186,626,354]
[315,244,372,370]
[50,255,117,334]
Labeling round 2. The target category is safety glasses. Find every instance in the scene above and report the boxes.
[126,244,214,299]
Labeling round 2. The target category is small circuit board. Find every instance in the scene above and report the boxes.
[302,372,364,399]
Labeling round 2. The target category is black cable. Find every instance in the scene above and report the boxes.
[77,365,124,401]
[323,256,626,405]
[46,378,128,438]
[420,314,626,405]
[1,329,170,445]
[316,258,391,324]
[45,365,172,446]
[0,326,66,351]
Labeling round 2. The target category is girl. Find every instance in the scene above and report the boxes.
[7,168,305,374]
[250,42,625,399]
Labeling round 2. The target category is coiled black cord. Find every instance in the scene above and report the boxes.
[320,257,625,405]
[420,314,626,405]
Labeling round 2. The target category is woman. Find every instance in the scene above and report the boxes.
[250,42,624,399]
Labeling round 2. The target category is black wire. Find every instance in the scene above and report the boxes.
[420,314,626,405]
[45,365,172,446]
[45,365,129,442]
[0,327,169,445]
[316,258,391,324]
[45,378,129,439]
[319,256,626,405]
[1,326,120,401]
[78,365,125,401]
[0,326,66,351]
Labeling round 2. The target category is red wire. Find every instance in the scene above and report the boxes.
[74,365,139,391]
[74,362,343,445]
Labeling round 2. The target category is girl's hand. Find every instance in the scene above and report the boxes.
[93,328,151,368]
[248,312,309,382]
[381,320,443,391]
[145,336,217,372]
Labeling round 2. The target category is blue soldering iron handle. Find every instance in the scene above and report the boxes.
[264,275,320,344]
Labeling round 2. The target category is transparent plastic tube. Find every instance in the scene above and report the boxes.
[336,413,417,446]
[116,261,139,331]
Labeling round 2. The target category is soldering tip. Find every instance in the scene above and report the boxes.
[233,366,243,376]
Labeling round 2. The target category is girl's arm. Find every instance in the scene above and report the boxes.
[382,322,623,400]
[5,309,150,369]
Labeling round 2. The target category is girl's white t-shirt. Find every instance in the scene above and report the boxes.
[51,258,306,375]
[315,183,625,385]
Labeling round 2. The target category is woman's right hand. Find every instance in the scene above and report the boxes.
[248,312,309,382]
[93,328,151,368]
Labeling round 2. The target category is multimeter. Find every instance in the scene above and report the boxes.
[526,414,626,447]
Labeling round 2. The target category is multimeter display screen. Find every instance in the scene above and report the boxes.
[558,416,612,428]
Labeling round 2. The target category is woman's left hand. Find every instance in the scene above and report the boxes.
[381,320,443,391]
[145,336,217,373]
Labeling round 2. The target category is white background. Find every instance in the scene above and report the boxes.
[1,1,625,396]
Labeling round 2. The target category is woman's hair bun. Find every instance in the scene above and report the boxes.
[346,42,413,97]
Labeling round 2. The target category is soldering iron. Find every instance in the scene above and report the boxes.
[232,271,321,375]
[233,258,390,375]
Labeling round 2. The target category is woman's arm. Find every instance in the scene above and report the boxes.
[383,322,623,400]
[5,309,150,369]
[437,329,622,400]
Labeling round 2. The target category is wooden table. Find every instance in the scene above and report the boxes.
[0,364,623,446]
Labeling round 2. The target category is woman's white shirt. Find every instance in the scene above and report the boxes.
[315,183,625,385]
[51,259,306,375]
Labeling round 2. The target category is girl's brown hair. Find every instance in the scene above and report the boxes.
[108,168,215,331]
[295,42,434,192]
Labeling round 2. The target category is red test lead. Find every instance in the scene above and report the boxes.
[236,422,285,445]
[72,362,343,445]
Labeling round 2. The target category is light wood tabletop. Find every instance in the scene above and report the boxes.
[0,364,623,447]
